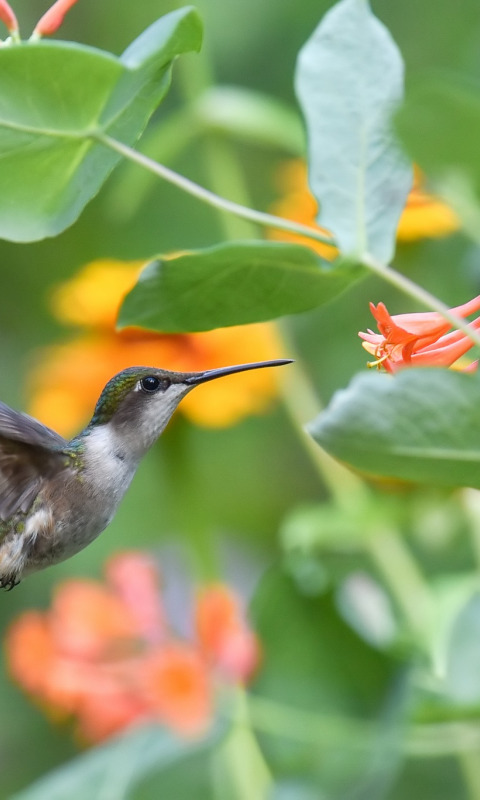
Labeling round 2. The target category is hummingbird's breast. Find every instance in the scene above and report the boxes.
[20,425,138,576]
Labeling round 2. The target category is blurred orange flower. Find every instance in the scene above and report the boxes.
[359,295,480,373]
[28,259,283,437]
[269,161,459,258]
[5,551,260,743]
[195,585,260,682]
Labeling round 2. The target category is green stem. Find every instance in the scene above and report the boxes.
[365,526,433,639]
[456,751,480,799]
[93,131,336,247]
[200,133,256,240]
[95,131,480,352]
[246,692,480,758]
[277,349,367,510]
[462,489,480,572]
[215,689,272,800]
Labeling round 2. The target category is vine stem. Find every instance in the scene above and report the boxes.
[94,132,336,248]
[95,127,480,362]
[96,131,480,351]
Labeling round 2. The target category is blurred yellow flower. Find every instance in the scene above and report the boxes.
[269,161,459,256]
[28,259,283,437]
[396,166,459,242]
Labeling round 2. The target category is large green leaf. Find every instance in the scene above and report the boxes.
[295,0,412,262]
[11,721,225,800]
[0,7,202,242]
[118,241,362,332]
[309,368,480,488]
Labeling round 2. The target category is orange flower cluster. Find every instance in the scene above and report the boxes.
[28,259,282,437]
[5,552,260,743]
[359,295,480,373]
[269,161,459,257]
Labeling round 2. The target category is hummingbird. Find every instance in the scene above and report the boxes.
[0,359,292,590]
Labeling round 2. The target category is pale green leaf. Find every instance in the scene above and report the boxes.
[295,0,412,262]
[309,369,480,488]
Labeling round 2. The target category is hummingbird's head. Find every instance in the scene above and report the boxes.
[86,360,292,456]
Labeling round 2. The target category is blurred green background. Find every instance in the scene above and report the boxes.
[2,0,480,797]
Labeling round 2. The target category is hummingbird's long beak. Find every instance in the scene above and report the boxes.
[184,359,294,386]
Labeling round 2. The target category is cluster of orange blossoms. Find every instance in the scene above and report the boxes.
[5,552,260,743]
[359,296,480,373]
[28,260,282,437]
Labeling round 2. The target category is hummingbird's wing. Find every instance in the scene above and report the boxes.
[0,402,70,521]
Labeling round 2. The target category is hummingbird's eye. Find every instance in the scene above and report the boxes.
[140,376,170,393]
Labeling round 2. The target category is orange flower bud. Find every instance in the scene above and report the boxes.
[0,0,18,34]
[33,0,79,38]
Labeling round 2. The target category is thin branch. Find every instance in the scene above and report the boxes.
[93,131,337,248]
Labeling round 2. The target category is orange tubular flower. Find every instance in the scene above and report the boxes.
[32,0,79,37]
[0,0,18,35]
[359,296,480,373]
[269,161,459,257]
[28,259,283,437]
[5,551,260,743]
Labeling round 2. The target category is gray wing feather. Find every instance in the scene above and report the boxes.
[0,402,67,448]
[0,403,69,521]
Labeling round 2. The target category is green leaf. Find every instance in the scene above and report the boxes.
[11,721,225,800]
[0,7,202,242]
[118,241,362,332]
[445,592,480,704]
[309,368,480,488]
[195,86,305,154]
[295,0,412,262]
[250,567,404,796]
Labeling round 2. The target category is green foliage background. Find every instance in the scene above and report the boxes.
[1,0,480,798]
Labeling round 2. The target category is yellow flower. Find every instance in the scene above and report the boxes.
[28,259,283,437]
[269,161,338,259]
[395,166,459,242]
[269,161,459,254]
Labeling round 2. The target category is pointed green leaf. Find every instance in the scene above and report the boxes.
[295,0,412,262]
[11,721,225,800]
[118,241,363,332]
[0,7,202,242]
[309,369,480,488]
